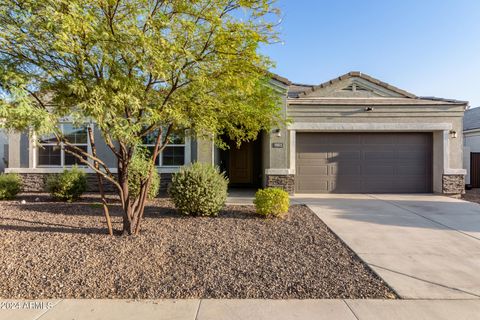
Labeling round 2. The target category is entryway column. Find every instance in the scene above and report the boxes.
[196,138,215,165]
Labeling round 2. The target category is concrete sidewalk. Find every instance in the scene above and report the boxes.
[2,299,480,320]
[226,188,255,205]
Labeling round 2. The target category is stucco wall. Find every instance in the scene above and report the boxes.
[262,81,290,173]
[261,130,270,187]
[286,104,465,170]
[464,134,480,152]
[8,132,21,169]
[7,126,193,175]
[197,78,290,174]
[272,102,466,193]
[196,138,214,164]
[93,127,117,167]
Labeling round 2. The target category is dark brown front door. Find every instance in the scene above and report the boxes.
[229,142,253,185]
[471,153,480,188]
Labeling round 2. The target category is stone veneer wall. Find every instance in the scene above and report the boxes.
[442,174,465,195]
[265,174,295,195]
[18,172,173,194]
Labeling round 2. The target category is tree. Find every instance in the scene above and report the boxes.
[0,0,282,235]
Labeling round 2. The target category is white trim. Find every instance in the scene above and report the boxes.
[444,169,467,175]
[184,135,192,164]
[142,130,189,167]
[6,167,181,174]
[464,128,480,133]
[464,128,480,136]
[289,130,296,174]
[265,168,294,175]
[288,122,453,131]
[211,138,215,165]
[31,131,37,169]
[443,130,450,174]
[33,123,91,167]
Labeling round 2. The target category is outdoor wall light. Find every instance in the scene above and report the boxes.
[273,128,282,137]
[450,130,457,138]
[364,107,374,112]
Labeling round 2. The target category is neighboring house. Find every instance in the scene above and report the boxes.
[463,107,480,188]
[5,71,468,195]
[0,129,7,172]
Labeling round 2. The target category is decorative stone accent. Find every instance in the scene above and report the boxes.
[442,174,465,195]
[266,174,295,195]
[17,172,173,194]
[18,173,47,192]
[159,173,173,192]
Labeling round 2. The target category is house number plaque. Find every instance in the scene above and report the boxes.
[272,143,284,148]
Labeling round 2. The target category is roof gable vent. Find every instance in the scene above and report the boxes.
[341,83,372,92]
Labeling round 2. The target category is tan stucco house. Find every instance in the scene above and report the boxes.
[6,72,468,195]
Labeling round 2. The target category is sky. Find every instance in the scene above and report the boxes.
[261,0,480,107]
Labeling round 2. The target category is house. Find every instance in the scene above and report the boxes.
[463,107,480,188]
[5,72,467,195]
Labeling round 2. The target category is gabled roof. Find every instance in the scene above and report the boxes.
[287,71,468,106]
[288,97,467,106]
[298,71,417,98]
[288,83,314,98]
[269,72,292,86]
[464,107,480,131]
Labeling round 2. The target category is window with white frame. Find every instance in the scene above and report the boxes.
[37,124,89,166]
[142,129,185,166]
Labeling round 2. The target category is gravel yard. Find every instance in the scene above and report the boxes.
[463,189,480,204]
[0,194,396,299]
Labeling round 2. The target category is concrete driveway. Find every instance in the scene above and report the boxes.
[293,194,480,299]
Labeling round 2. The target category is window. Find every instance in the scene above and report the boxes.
[142,129,185,166]
[38,133,61,166]
[37,124,89,167]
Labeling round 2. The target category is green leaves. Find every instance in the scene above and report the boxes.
[0,0,282,152]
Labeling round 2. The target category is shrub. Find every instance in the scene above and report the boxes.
[0,173,21,200]
[128,148,160,200]
[47,166,87,202]
[254,187,290,218]
[168,162,228,216]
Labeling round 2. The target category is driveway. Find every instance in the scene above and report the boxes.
[293,194,480,299]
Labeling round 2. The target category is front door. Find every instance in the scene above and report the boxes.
[229,142,254,185]
[471,153,480,188]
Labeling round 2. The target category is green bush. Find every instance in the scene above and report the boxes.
[168,162,228,216]
[0,173,21,200]
[128,148,160,200]
[47,166,87,202]
[254,187,290,218]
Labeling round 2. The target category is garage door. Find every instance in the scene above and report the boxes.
[296,132,433,193]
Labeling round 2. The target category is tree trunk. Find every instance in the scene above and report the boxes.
[121,198,146,236]
[122,213,133,235]
[117,133,164,236]
[98,175,114,236]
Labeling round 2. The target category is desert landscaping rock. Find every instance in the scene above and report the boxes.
[0,194,395,299]
[463,189,480,204]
